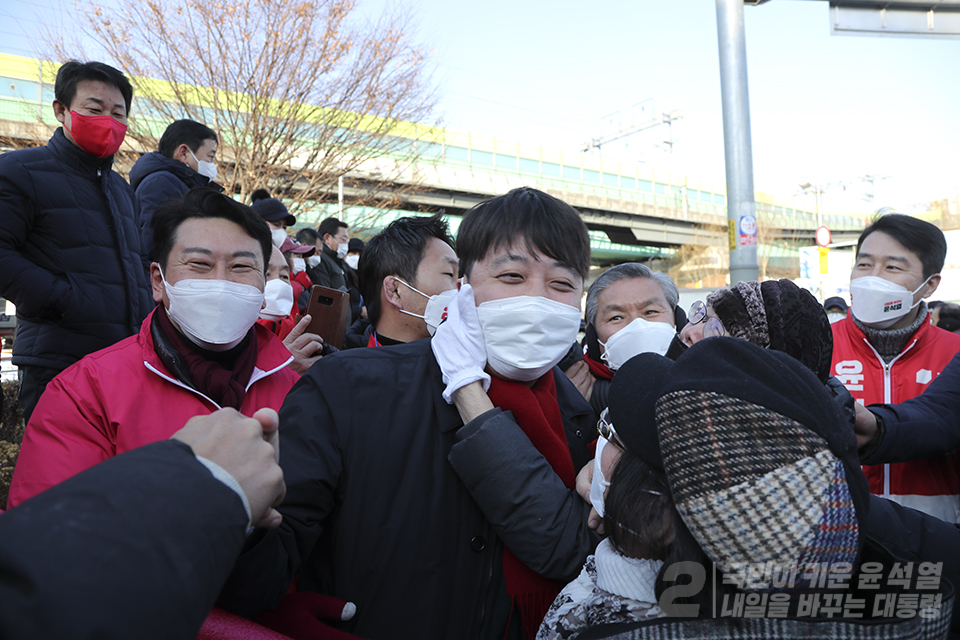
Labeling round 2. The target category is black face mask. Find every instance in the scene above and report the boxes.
[664,333,689,361]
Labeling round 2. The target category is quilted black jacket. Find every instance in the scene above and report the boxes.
[0,129,152,371]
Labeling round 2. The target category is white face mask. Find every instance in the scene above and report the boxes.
[337,242,349,260]
[827,311,846,324]
[395,278,456,336]
[307,255,321,269]
[188,149,218,181]
[599,317,676,371]
[260,278,294,321]
[270,229,288,249]
[344,254,360,270]
[476,295,582,382]
[161,268,264,351]
[590,436,612,518]
[850,275,932,329]
[291,257,306,275]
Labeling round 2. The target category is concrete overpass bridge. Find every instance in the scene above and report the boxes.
[0,52,870,267]
[310,129,870,266]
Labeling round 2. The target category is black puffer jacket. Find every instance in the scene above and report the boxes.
[343,317,373,349]
[0,129,152,371]
[306,246,348,291]
[129,151,221,266]
[0,440,249,640]
[219,339,598,639]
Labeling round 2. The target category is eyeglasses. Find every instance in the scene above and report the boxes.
[597,407,625,451]
[688,300,726,339]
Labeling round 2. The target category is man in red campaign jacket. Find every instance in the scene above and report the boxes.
[8,190,300,509]
[831,212,960,523]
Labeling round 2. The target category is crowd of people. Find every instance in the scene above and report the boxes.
[0,59,958,640]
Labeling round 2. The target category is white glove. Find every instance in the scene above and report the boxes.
[431,283,491,403]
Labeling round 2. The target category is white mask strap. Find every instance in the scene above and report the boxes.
[396,277,429,300]
[395,277,430,320]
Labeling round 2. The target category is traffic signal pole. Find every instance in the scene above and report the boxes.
[716,0,759,284]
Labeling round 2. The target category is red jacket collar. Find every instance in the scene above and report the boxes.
[139,306,293,376]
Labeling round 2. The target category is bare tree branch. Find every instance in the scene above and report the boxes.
[42,0,440,219]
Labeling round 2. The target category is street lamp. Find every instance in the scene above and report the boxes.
[798,182,823,231]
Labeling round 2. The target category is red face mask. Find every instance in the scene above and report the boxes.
[64,110,128,158]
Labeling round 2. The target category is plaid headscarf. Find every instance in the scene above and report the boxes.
[643,339,868,581]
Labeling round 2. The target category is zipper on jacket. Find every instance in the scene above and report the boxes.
[476,538,496,640]
[144,357,291,406]
[862,337,917,499]
[882,361,892,498]
[246,356,293,391]
[143,360,223,409]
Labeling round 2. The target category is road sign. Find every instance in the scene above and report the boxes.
[816,226,831,248]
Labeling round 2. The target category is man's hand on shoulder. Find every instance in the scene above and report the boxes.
[564,360,595,402]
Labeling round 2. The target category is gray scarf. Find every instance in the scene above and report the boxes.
[853,301,929,363]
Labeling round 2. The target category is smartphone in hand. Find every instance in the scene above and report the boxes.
[302,286,349,351]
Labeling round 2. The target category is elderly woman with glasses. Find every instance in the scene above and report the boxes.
[677,279,855,428]
[680,280,831,380]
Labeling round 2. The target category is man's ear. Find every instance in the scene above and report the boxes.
[52,100,67,126]
[175,143,192,164]
[150,263,165,304]
[923,274,942,299]
[382,275,403,310]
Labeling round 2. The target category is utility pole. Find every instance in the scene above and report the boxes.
[716,0,759,284]
[582,111,683,153]
[798,182,823,231]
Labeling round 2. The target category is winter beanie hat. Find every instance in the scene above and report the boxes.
[707,279,832,381]
[654,338,868,584]
[251,197,297,227]
[606,352,674,471]
[707,281,767,346]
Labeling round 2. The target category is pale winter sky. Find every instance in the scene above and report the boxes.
[3,0,958,215]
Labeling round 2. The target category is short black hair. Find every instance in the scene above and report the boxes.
[317,217,348,241]
[604,453,675,561]
[856,213,947,280]
[55,60,133,114]
[606,452,727,613]
[150,188,272,273]
[457,187,590,280]
[358,214,455,326]
[157,119,218,158]
[296,228,321,246]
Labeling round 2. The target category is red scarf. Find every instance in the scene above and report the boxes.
[154,308,258,410]
[583,349,614,381]
[486,371,575,640]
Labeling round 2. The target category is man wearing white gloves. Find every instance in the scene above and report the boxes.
[218,187,599,640]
